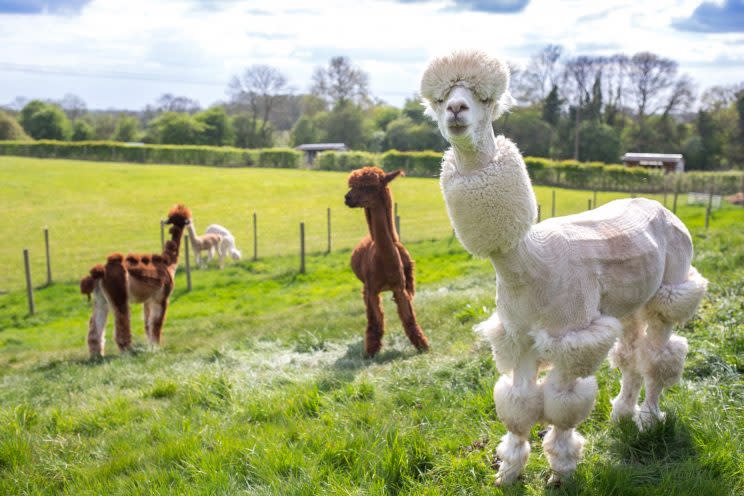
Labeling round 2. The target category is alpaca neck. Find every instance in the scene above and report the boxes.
[441,133,537,258]
[366,193,399,257]
[186,223,199,249]
[165,224,187,266]
[451,126,498,174]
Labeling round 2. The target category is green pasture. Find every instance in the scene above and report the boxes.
[0,156,742,494]
[3,156,741,292]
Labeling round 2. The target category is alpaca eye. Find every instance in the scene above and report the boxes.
[481,97,493,104]
[435,98,444,104]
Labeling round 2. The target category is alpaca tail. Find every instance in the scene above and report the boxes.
[80,264,105,301]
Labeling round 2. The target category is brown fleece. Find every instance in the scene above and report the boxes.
[345,167,429,357]
[78,204,190,357]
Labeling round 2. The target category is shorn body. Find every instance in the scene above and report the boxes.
[422,51,708,485]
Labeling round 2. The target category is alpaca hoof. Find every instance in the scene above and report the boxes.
[638,406,666,430]
[611,399,640,424]
[547,473,563,488]
[494,466,521,486]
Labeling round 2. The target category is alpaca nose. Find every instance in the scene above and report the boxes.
[344,192,354,206]
[447,99,469,116]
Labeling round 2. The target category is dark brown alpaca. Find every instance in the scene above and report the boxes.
[80,205,191,358]
[345,167,430,357]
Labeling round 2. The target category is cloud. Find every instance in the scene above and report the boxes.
[397,0,530,14]
[0,0,91,14]
[672,0,744,33]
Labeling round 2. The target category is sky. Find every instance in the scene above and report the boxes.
[0,0,743,110]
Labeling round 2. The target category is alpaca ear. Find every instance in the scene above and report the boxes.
[383,169,403,185]
[493,90,516,120]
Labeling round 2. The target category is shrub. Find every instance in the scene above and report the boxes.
[381,150,442,177]
[0,111,30,141]
[316,151,379,171]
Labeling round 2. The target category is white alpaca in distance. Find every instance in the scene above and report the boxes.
[421,50,708,486]
[206,224,242,262]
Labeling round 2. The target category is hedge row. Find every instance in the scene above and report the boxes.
[1,140,740,194]
[0,140,302,168]
[316,149,442,177]
[523,157,743,194]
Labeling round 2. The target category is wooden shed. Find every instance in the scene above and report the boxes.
[622,153,684,173]
[296,143,347,166]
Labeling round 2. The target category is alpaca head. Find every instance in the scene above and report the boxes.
[420,50,514,147]
[165,204,192,228]
[345,167,402,209]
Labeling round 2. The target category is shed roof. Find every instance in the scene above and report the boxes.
[622,153,683,161]
[295,143,347,152]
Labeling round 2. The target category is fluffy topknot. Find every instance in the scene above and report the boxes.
[420,50,513,119]
[348,167,387,188]
[167,204,192,226]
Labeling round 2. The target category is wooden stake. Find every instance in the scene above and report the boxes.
[537,204,541,223]
[23,249,35,315]
[160,220,165,252]
[300,222,306,274]
[327,207,331,254]
[551,190,556,217]
[44,227,52,286]
[252,212,258,261]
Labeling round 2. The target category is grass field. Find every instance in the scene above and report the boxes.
[0,157,742,494]
[3,156,741,292]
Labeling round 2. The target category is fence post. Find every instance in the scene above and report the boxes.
[300,222,306,274]
[587,198,592,211]
[252,211,258,261]
[23,249,35,315]
[44,227,52,286]
[160,220,165,252]
[537,204,541,223]
[327,207,331,254]
[184,235,192,292]
[593,189,597,209]
[551,190,556,217]
[672,179,679,215]
[705,184,715,230]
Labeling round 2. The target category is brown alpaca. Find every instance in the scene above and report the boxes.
[186,221,223,268]
[80,205,191,358]
[345,167,430,357]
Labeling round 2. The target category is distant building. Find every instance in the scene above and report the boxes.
[622,153,684,173]
[296,143,347,166]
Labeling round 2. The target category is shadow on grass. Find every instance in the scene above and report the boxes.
[332,339,420,371]
[31,343,155,372]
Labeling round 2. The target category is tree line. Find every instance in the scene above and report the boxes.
[1,49,742,171]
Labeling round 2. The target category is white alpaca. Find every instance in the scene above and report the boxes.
[205,224,242,262]
[421,51,708,486]
[186,220,223,268]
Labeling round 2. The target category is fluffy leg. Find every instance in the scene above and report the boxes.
[87,285,109,358]
[148,300,168,346]
[637,316,687,427]
[363,287,384,357]
[493,354,542,486]
[542,370,598,485]
[392,289,429,351]
[609,314,645,423]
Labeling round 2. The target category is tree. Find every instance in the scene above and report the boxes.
[0,110,30,140]
[155,94,201,114]
[194,107,233,146]
[146,112,205,145]
[314,103,366,149]
[113,116,139,142]
[19,100,72,140]
[516,44,563,104]
[311,56,370,107]
[542,85,562,127]
[233,113,273,148]
[577,122,621,163]
[71,120,95,141]
[563,56,599,159]
[290,116,318,146]
[496,108,553,158]
[384,116,445,151]
[58,93,87,120]
[228,64,288,148]
[372,105,400,131]
[627,52,677,123]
